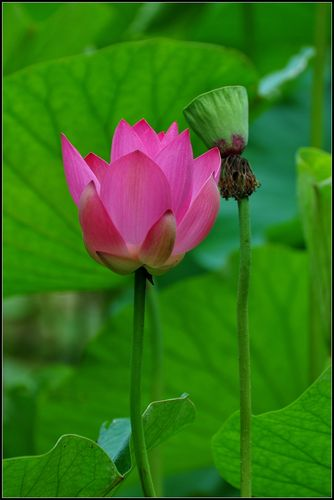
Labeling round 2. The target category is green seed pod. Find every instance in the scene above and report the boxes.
[183,86,248,157]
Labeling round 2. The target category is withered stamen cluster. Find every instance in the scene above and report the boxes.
[219,155,260,201]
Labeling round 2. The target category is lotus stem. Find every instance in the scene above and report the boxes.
[131,267,156,497]
[237,197,252,497]
[147,282,164,496]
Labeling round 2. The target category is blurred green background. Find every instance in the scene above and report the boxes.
[3,2,331,497]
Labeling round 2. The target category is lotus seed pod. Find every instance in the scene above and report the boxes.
[183,86,248,157]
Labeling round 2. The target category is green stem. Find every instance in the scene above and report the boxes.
[147,283,164,497]
[310,2,328,148]
[237,198,252,497]
[147,283,164,402]
[131,268,156,497]
[308,2,329,382]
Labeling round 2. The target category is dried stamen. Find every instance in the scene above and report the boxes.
[219,155,260,200]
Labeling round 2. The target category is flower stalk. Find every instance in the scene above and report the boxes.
[147,283,164,497]
[183,84,256,498]
[131,267,156,497]
[237,197,252,497]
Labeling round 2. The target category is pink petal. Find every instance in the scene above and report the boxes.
[79,182,129,258]
[139,211,176,267]
[133,119,161,158]
[160,122,179,148]
[85,153,109,181]
[155,130,193,221]
[158,131,165,140]
[173,177,220,254]
[192,147,221,201]
[97,252,141,275]
[61,134,99,205]
[100,151,172,246]
[110,119,145,162]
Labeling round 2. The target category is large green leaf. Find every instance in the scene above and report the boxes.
[297,148,331,380]
[98,394,196,475]
[3,435,122,498]
[3,39,258,296]
[6,3,330,78]
[212,366,331,498]
[3,395,195,497]
[3,3,112,75]
[36,245,313,475]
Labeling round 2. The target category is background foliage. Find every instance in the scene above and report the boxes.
[3,2,331,497]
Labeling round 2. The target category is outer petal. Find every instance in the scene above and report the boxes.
[173,176,220,254]
[97,252,141,275]
[133,119,161,158]
[110,119,145,162]
[139,211,176,267]
[79,182,129,258]
[145,253,185,276]
[100,151,172,246]
[155,130,193,221]
[160,122,179,148]
[85,153,109,181]
[61,134,99,205]
[191,147,221,201]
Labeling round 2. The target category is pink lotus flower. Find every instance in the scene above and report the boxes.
[61,119,221,275]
